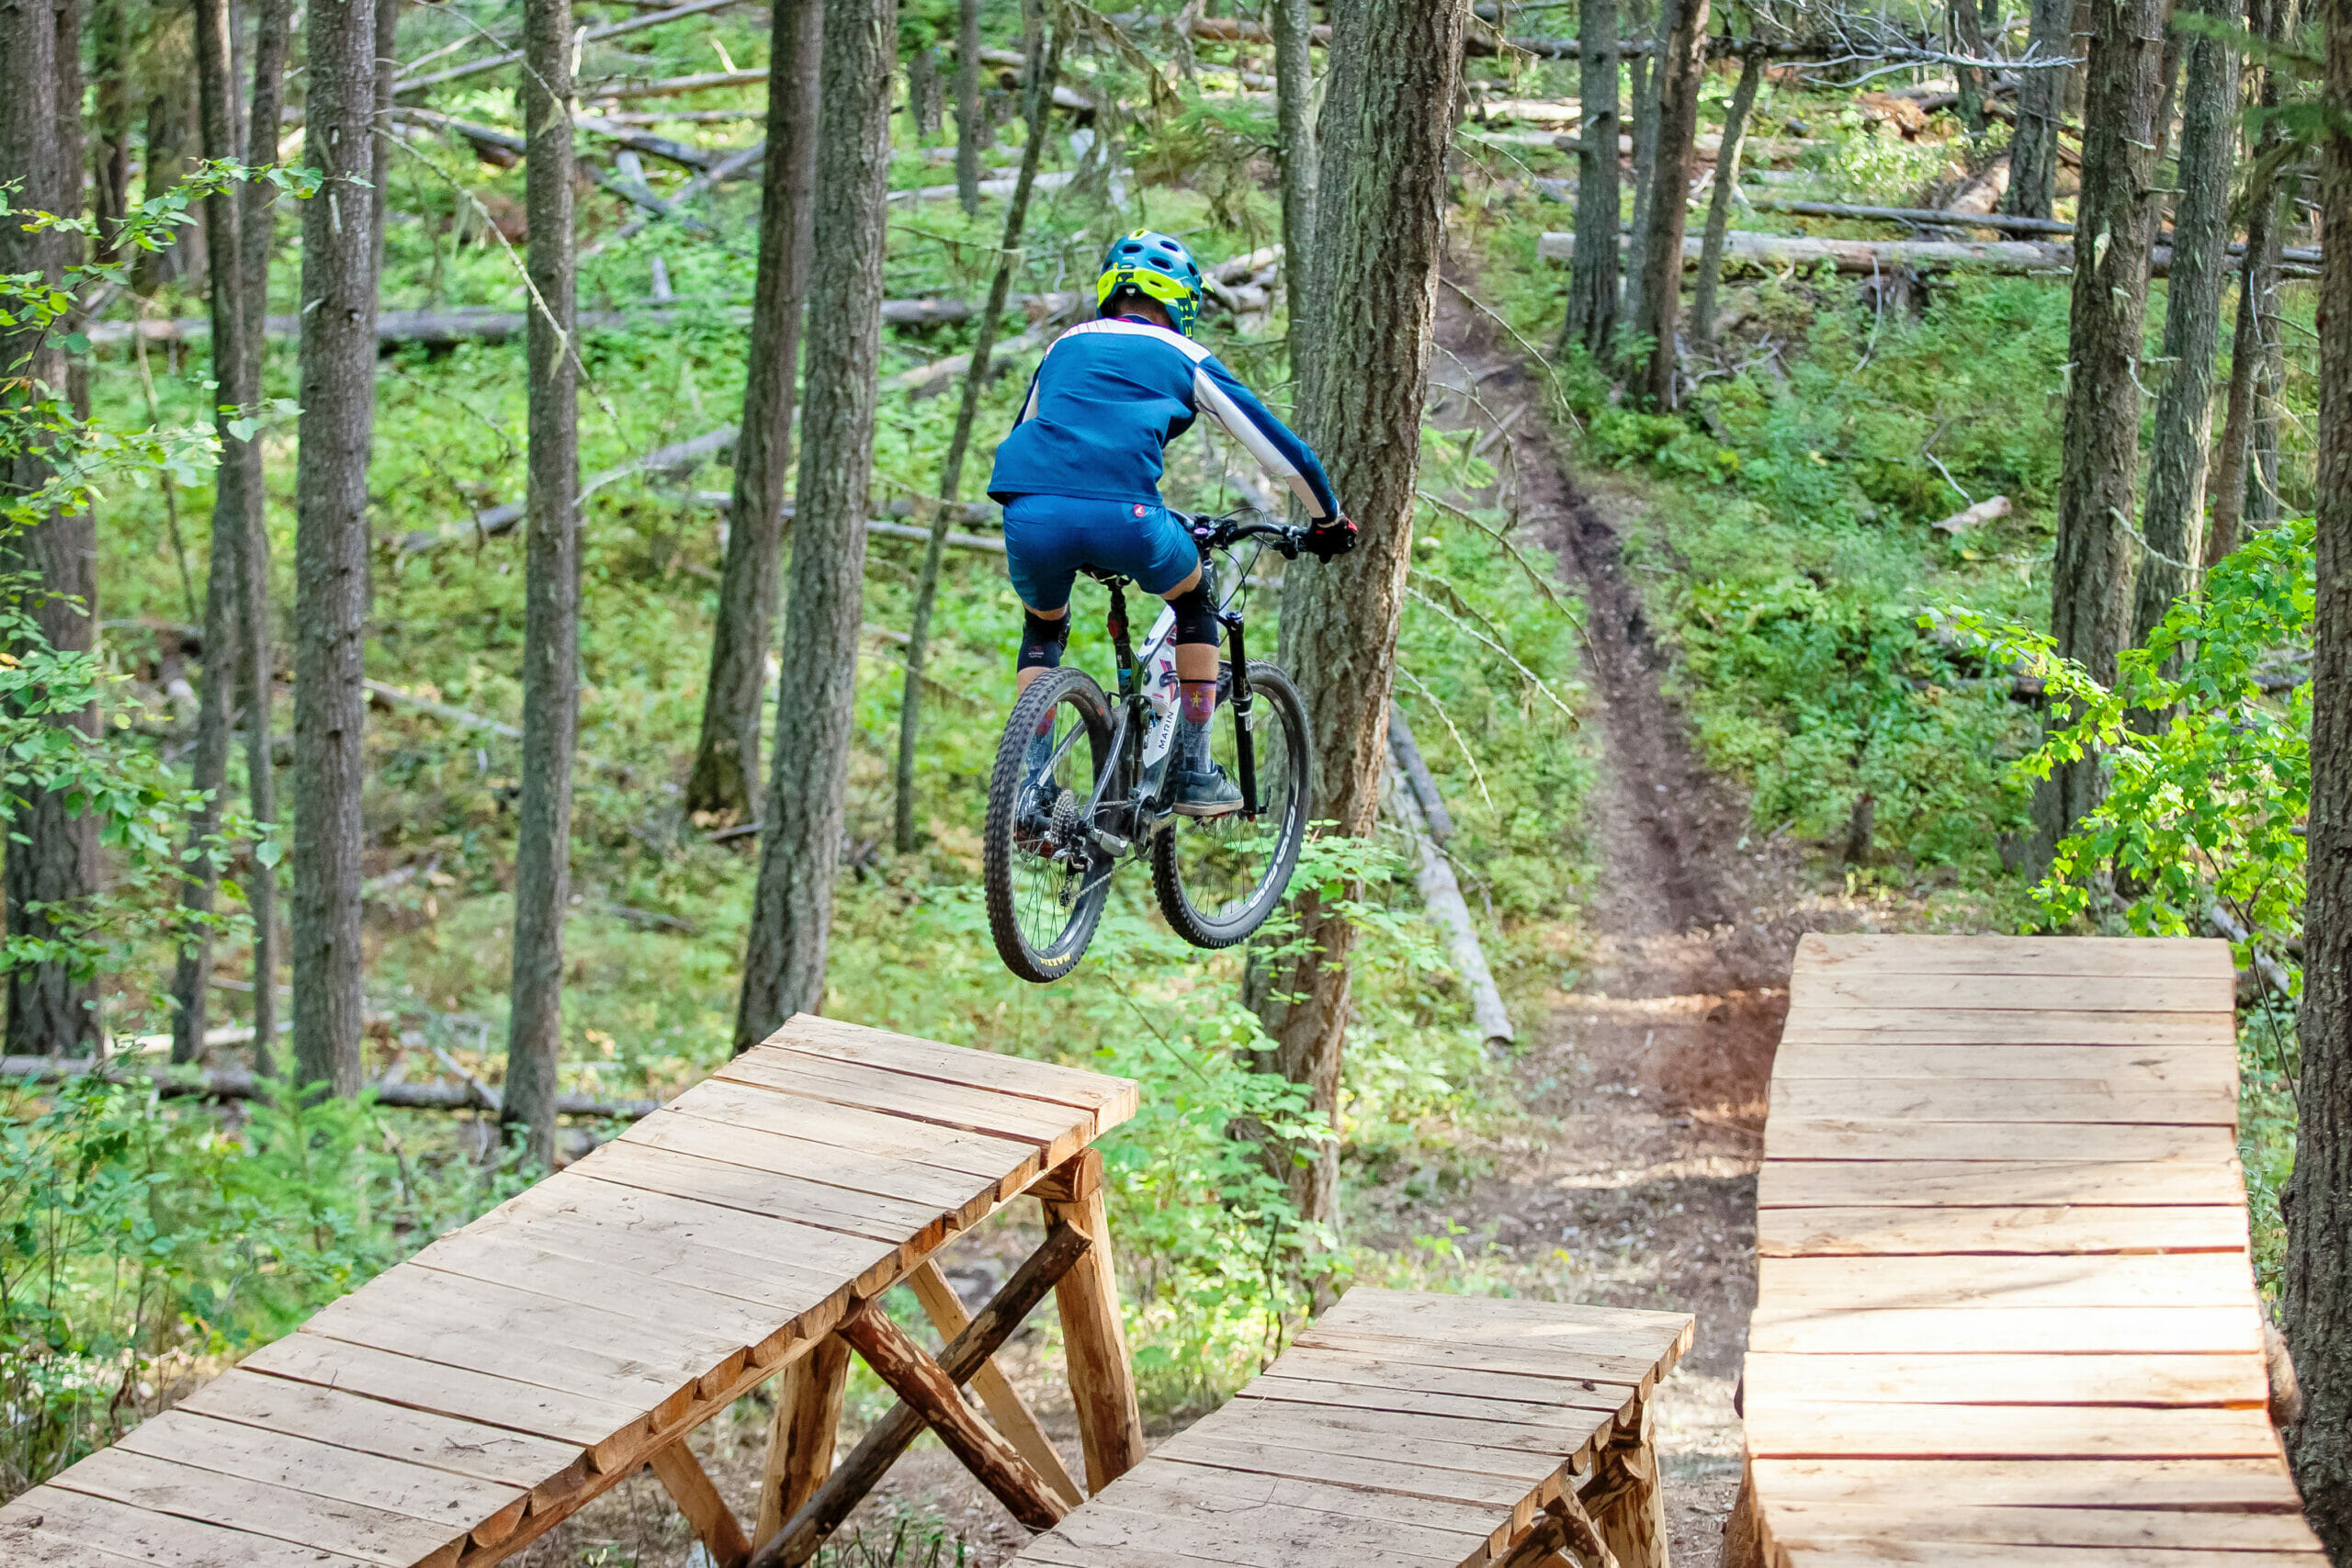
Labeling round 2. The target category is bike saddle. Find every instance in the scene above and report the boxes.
[1078,563,1131,587]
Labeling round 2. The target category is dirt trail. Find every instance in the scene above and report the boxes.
[1418,278,1809,1564]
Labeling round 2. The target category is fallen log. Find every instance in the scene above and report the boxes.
[1,1055,660,1119]
[577,115,718,170]
[1533,227,2307,277]
[889,169,1077,204]
[396,425,739,554]
[395,108,716,234]
[394,0,744,95]
[85,296,1001,347]
[581,66,769,101]
[1386,715,1512,1053]
[1748,197,2075,235]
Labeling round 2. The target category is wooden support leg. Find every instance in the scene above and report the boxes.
[836,1299,1069,1531]
[650,1439,753,1568]
[909,1258,1086,1507]
[1591,1397,1668,1568]
[755,1335,851,1542]
[1033,1147,1145,1493]
[1547,1486,1623,1568]
[1719,1462,1764,1568]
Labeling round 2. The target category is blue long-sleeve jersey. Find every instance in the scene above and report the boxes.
[986,317,1340,521]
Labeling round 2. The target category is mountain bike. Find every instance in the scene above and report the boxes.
[983,511,1314,983]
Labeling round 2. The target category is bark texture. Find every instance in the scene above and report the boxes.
[240,0,292,1072]
[1562,0,1620,356]
[291,0,380,1096]
[2286,0,2352,1545]
[502,0,581,1168]
[1263,0,1468,1228]
[895,3,1054,853]
[1690,47,1761,348]
[172,0,254,1063]
[1635,0,1709,407]
[1272,0,1319,381]
[2130,0,2240,647]
[1951,0,1989,137]
[687,0,824,823]
[956,0,982,214]
[1622,0,1661,341]
[2034,0,2165,863]
[2006,0,2074,219]
[1,0,97,1056]
[734,0,896,1043]
[2212,124,2284,565]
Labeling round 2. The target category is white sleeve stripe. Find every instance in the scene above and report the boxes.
[1193,368,1301,479]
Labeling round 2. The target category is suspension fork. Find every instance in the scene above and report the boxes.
[1224,611,1260,816]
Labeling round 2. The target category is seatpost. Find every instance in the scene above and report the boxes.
[1104,581,1136,698]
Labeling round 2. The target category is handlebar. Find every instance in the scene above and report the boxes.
[1175,510,1308,559]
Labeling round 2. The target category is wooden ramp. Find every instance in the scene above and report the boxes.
[0,1017,1141,1568]
[1738,933,2319,1566]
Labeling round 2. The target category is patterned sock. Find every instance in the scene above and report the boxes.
[1177,681,1216,773]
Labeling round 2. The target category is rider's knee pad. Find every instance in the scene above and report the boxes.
[1018,610,1070,671]
[1170,582,1219,648]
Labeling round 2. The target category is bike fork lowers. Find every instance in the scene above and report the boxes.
[1224,611,1260,816]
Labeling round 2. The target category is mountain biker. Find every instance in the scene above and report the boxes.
[988,229,1356,817]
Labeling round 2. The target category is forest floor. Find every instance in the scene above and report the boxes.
[511,287,1856,1568]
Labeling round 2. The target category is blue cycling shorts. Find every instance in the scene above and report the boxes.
[1001,493,1199,612]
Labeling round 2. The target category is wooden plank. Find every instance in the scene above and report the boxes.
[1758,1500,2323,1551]
[568,1140,920,1292]
[1260,1346,1636,1412]
[1758,1158,2245,1209]
[1240,1372,1628,1432]
[1292,1325,1689,1389]
[756,1014,1140,1128]
[1142,1432,1543,1511]
[1770,1043,2238,1088]
[235,1337,647,1471]
[46,1446,464,1568]
[713,1052,1091,1162]
[0,1485,380,1568]
[669,1070,1045,1184]
[617,1096,1001,1218]
[1172,1397,1585,1469]
[1758,1251,2258,1311]
[1766,1118,2238,1164]
[1743,1400,2284,1459]
[1747,1455,2303,1511]
[1793,934,2234,978]
[1088,1464,1504,1551]
[1768,1077,2238,1126]
[1764,1541,2322,1567]
[1323,1289,1695,1360]
[907,1258,1085,1508]
[1798,973,2233,1013]
[1741,1351,2269,1408]
[174,1370,589,1510]
[297,1264,729,1412]
[114,1411,526,1546]
[1778,1009,2234,1045]
[1036,1499,1473,1568]
[1756,1203,2251,1257]
[647,1442,751,1568]
[1747,1303,2263,1355]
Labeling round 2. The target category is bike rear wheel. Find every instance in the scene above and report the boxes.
[985,668,1119,982]
[1152,660,1312,949]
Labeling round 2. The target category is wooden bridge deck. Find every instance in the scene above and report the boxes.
[1740,933,2321,1566]
[0,1017,1138,1568]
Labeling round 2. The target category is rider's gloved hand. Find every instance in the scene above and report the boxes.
[1304,514,1358,562]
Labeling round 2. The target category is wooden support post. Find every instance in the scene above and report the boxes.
[650,1439,753,1568]
[1548,1485,1623,1568]
[1718,1461,1764,1568]
[1032,1147,1145,1493]
[835,1299,1069,1531]
[755,1335,851,1541]
[1591,1398,1668,1568]
[908,1258,1085,1507]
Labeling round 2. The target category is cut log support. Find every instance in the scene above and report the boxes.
[649,1441,752,1568]
[1032,1148,1146,1495]
[908,1260,1085,1507]
[754,1335,850,1541]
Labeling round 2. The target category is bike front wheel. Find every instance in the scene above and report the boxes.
[1152,660,1313,948]
[985,668,1119,983]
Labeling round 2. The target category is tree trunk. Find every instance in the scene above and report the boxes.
[2288,1,2352,1549]
[500,0,580,1168]
[173,0,254,1065]
[1690,47,1761,350]
[139,87,190,291]
[1621,0,1660,342]
[290,0,379,1097]
[1261,0,1468,1230]
[2006,0,2073,220]
[1561,0,1620,356]
[956,0,982,214]
[908,43,939,138]
[372,0,399,287]
[2,0,97,1057]
[895,0,1055,854]
[2253,254,2287,525]
[2130,0,2240,648]
[1951,0,1989,139]
[90,0,132,261]
[686,0,824,824]
[1635,0,1708,408]
[1272,0,1319,383]
[2213,167,2283,561]
[240,0,291,1073]
[2033,0,2165,864]
[734,0,896,1045]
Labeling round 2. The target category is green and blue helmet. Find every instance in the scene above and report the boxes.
[1095,229,1204,335]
